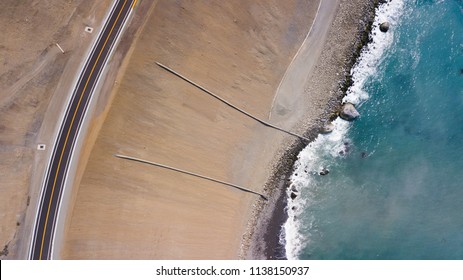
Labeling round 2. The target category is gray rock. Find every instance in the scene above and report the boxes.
[321,122,335,134]
[319,168,329,176]
[290,192,298,200]
[340,103,360,121]
[380,22,390,32]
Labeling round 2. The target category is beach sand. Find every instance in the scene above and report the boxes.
[60,0,379,259]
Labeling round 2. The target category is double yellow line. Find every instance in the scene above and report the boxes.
[38,0,132,259]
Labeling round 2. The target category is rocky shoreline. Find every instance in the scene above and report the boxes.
[244,0,386,259]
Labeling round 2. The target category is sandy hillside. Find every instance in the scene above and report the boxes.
[61,0,320,259]
[0,0,112,259]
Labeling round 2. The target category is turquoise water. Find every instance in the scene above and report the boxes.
[284,0,463,259]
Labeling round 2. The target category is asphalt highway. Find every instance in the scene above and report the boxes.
[30,0,136,260]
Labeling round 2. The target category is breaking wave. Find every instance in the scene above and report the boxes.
[282,0,405,260]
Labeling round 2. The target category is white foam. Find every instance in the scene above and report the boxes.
[284,119,351,259]
[344,0,405,105]
[283,0,406,260]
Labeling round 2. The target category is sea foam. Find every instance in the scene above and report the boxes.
[283,0,405,260]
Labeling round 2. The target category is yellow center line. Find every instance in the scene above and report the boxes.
[132,0,138,9]
[39,0,130,259]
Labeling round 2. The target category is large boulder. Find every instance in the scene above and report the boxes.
[379,22,390,32]
[340,103,360,121]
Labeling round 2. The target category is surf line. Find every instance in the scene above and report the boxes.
[156,62,310,143]
[114,154,268,200]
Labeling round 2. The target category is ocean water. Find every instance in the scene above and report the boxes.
[284,0,463,259]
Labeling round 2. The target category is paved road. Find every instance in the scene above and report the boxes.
[30,0,136,260]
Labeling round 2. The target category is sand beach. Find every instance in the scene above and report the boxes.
[61,0,320,259]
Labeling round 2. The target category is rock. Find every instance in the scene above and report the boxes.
[321,122,335,134]
[340,103,360,121]
[290,192,298,200]
[379,22,390,32]
[361,151,368,158]
[339,142,350,156]
[344,142,351,153]
[319,168,329,176]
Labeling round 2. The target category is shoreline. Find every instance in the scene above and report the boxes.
[246,0,384,259]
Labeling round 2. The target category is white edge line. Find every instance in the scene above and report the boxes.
[50,1,135,260]
[28,0,120,259]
